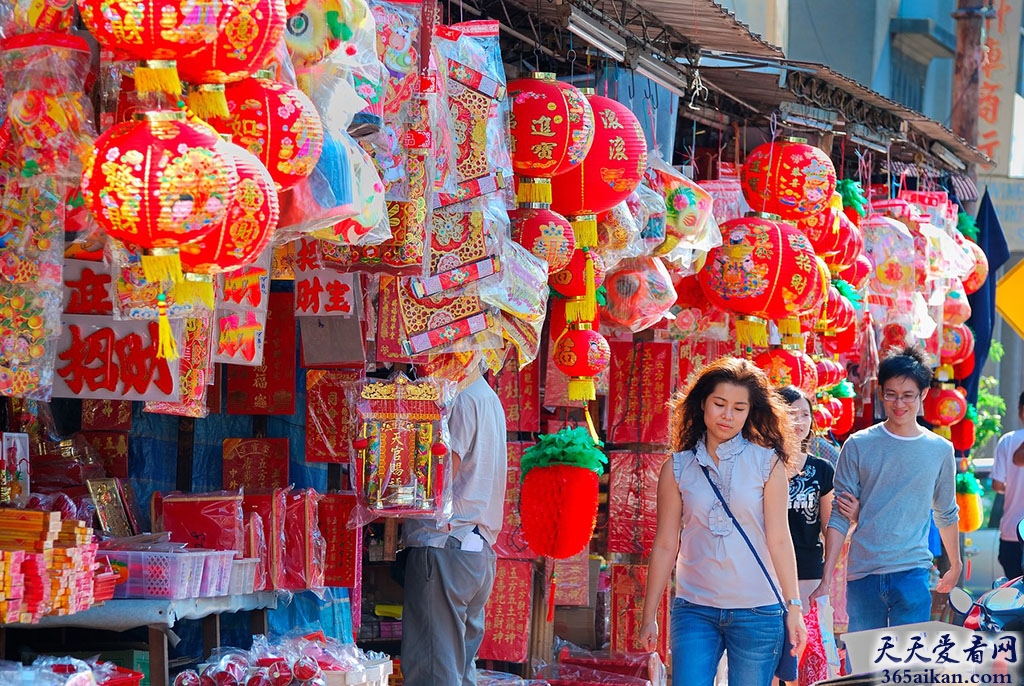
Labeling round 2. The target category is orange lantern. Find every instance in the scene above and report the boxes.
[739,139,837,220]
[511,207,576,273]
[698,215,821,347]
[210,77,324,191]
[923,384,968,435]
[963,240,989,295]
[943,278,972,326]
[753,347,818,395]
[940,323,975,366]
[508,73,594,204]
[839,254,872,291]
[552,325,611,401]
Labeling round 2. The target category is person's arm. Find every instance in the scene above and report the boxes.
[764,459,808,657]
[819,490,834,552]
[640,459,683,652]
[809,528,847,602]
[933,445,962,593]
[936,522,963,593]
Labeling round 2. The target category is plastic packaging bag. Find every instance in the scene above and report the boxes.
[644,156,715,256]
[283,488,327,595]
[555,642,667,686]
[601,257,676,333]
[596,200,644,271]
[244,489,289,590]
[159,490,245,556]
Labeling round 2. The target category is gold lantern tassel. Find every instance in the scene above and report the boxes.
[174,273,216,310]
[565,251,597,323]
[777,316,802,337]
[187,84,230,120]
[570,214,598,249]
[156,293,179,361]
[568,377,597,402]
[735,315,769,349]
[135,60,182,97]
[934,426,952,440]
[142,248,184,284]
[516,177,553,205]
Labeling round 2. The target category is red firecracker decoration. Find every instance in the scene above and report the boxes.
[923,384,968,438]
[963,240,989,295]
[839,254,872,291]
[211,77,324,191]
[519,428,606,560]
[511,207,576,273]
[552,325,611,402]
[754,347,818,395]
[940,323,975,366]
[739,139,837,220]
[698,215,821,347]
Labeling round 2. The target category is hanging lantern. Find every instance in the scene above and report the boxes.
[739,139,837,220]
[826,212,864,274]
[832,396,856,436]
[940,323,975,367]
[815,358,846,389]
[962,240,989,295]
[210,76,324,191]
[697,215,821,347]
[511,207,576,273]
[839,254,872,291]
[508,73,595,205]
[753,347,818,395]
[819,286,855,334]
[796,193,843,259]
[943,278,972,326]
[178,140,280,276]
[923,384,968,436]
[550,297,599,343]
[550,92,647,239]
[552,325,611,402]
[813,403,834,433]
[953,351,976,381]
[822,321,858,356]
[550,248,597,323]
[77,0,224,96]
[951,414,976,453]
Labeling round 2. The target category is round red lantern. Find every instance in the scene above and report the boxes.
[832,396,856,436]
[178,140,280,275]
[923,385,968,429]
[753,347,818,395]
[511,207,576,273]
[825,396,843,422]
[739,139,837,220]
[552,325,611,401]
[943,278,972,326]
[950,416,976,453]
[820,286,855,333]
[953,352,975,381]
[839,254,872,291]
[796,194,843,259]
[550,297,599,343]
[813,404,834,433]
[815,358,846,389]
[550,93,647,218]
[941,323,975,366]
[826,212,864,274]
[822,321,858,356]
[963,240,989,295]
[550,248,597,323]
[81,112,238,251]
[698,215,820,347]
[210,77,324,191]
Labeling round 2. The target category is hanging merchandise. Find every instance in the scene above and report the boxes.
[551,325,611,402]
[955,471,984,533]
[819,285,856,335]
[481,240,549,368]
[951,405,977,453]
[519,427,606,561]
[143,316,215,417]
[942,277,972,326]
[601,255,676,333]
[753,347,818,395]
[349,372,456,523]
[962,239,989,294]
[285,0,347,70]
[796,193,843,262]
[861,214,916,330]
[645,156,717,259]
[595,200,644,270]
[409,201,503,299]
[511,206,575,274]
[740,138,837,220]
[828,380,856,436]
[940,322,975,366]
[836,179,868,227]
[922,374,968,439]
[825,211,864,275]
[838,254,872,291]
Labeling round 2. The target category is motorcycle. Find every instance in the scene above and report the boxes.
[948,518,1024,631]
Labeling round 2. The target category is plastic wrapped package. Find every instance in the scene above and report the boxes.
[143,316,214,418]
[477,671,551,686]
[349,372,456,525]
[160,490,245,556]
[632,183,666,255]
[601,257,676,333]
[644,156,716,257]
[245,511,270,593]
[106,240,211,321]
[556,643,666,686]
[244,489,289,590]
[282,488,327,594]
[596,201,644,271]
[862,214,916,331]
[481,239,548,367]
[534,663,652,686]
[699,177,745,225]
[30,434,106,491]
[0,0,75,36]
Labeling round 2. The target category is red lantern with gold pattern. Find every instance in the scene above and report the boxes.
[739,139,837,220]
[753,347,818,395]
[839,254,872,291]
[698,215,821,347]
[511,207,576,273]
[963,240,989,295]
[550,248,597,323]
[821,287,855,333]
[826,211,864,274]
[178,140,280,275]
[550,93,648,217]
[940,323,975,366]
[923,385,968,429]
[550,297,599,343]
[210,77,324,191]
[552,325,611,401]
[796,194,843,259]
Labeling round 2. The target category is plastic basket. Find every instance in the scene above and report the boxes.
[104,550,195,599]
[228,558,258,596]
[199,551,235,597]
[324,659,395,686]
[100,665,144,686]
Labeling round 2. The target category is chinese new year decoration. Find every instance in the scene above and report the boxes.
[923,375,967,440]
[753,347,818,396]
[511,206,575,273]
[740,139,837,220]
[551,324,611,402]
[956,471,984,533]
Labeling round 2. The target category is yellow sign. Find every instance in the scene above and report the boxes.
[996,257,1024,340]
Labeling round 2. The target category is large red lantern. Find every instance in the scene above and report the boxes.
[210,77,324,191]
[951,416,976,453]
[739,139,837,220]
[178,140,280,275]
[943,278,972,326]
[698,215,821,347]
[963,240,989,295]
[753,347,818,395]
[832,396,856,436]
[940,323,975,366]
[796,194,843,259]
[508,73,594,204]
[839,254,872,291]
[552,325,611,401]
[511,207,576,273]
[923,384,968,434]
[550,93,647,218]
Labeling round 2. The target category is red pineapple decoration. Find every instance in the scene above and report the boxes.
[740,139,837,220]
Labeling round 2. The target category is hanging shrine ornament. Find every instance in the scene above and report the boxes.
[697,214,821,348]
[77,0,225,95]
[508,73,594,206]
[740,138,837,221]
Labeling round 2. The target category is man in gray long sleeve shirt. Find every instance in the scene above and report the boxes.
[811,346,961,632]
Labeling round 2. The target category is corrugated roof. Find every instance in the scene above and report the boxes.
[622,0,783,59]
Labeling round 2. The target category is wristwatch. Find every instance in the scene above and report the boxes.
[786,598,803,609]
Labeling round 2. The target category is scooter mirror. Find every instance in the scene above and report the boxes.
[949,587,974,614]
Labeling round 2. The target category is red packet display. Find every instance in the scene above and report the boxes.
[160,491,245,555]
[610,564,668,661]
[550,550,589,607]
[492,441,536,560]
[607,451,662,556]
[80,431,129,480]
[477,559,533,662]
[409,208,500,298]
[222,438,290,490]
[283,488,326,591]
[244,490,287,590]
[395,277,494,356]
[606,341,672,445]
[226,291,296,415]
[319,493,362,588]
[306,370,363,463]
[80,399,132,432]
[489,360,540,433]
[144,317,214,418]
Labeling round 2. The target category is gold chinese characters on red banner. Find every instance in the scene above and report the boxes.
[610,563,669,661]
[489,362,540,433]
[226,291,296,415]
[478,559,532,662]
[606,341,672,445]
[223,439,289,490]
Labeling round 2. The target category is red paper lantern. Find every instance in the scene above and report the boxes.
[512,207,575,273]
[822,323,858,356]
[796,195,843,259]
[674,273,706,309]
[826,212,863,274]
[951,416,976,452]
[550,248,591,299]
[815,358,846,389]
[211,77,324,191]
[81,112,238,250]
[697,215,820,346]
[826,396,843,422]
[552,326,611,401]
[550,93,647,217]
[924,385,968,428]
[953,352,975,381]
[963,240,989,295]
[550,297,599,343]
[739,139,837,220]
[753,347,818,395]
[943,278,972,326]
[813,404,833,432]
[178,141,280,275]
[839,254,872,291]
[832,396,855,436]
[941,323,975,366]
[821,287,855,333]
[508,73,594,183]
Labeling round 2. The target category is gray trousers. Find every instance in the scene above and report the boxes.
[401,537,497,686]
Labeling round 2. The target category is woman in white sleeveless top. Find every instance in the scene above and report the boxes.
[639,357,808,685]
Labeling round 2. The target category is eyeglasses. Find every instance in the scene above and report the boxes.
[881,391,921,405]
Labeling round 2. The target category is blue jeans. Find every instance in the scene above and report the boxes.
[847,568,931,632]
[670,597,784,686]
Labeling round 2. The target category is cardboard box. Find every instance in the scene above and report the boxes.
[554,607,597,649]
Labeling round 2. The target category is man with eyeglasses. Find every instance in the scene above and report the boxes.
[810,345,960,631]
[991,392,1024,579]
